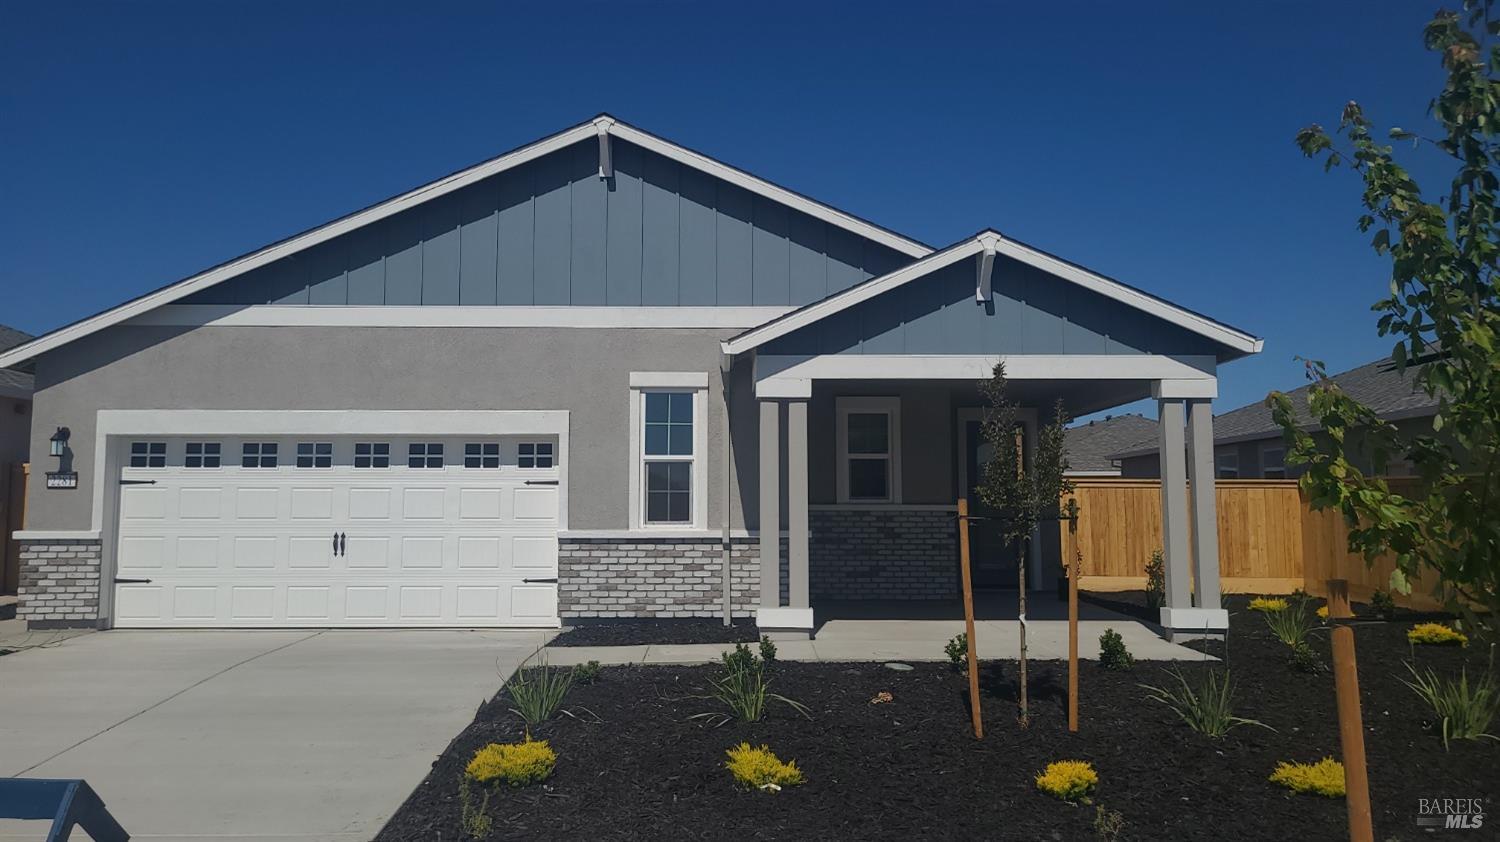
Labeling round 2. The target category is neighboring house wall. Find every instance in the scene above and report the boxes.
[180,139,908,309]
[1118,416,1436,479]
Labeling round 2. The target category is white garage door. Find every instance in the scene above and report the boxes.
[111,434,560,628]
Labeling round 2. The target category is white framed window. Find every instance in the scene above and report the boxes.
[184,441,221,469]
[1259,445,1286,479]
[241,442,278,468]
[407,442,444,469]
[1215,451,1239,479]
[628,372,709,530]
[464,442,500,469]
[836,396,902,504]
[354,442,389,468]
[129,441,166,468]
[296,442,333,469]
[519,442,554,469]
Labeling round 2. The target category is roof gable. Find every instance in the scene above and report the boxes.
[0,115,930,369]
[724,232,1263,360]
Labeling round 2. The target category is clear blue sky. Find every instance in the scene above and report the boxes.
[0,1,1453,419]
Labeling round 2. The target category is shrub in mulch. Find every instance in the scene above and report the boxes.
[379,595,1497,841]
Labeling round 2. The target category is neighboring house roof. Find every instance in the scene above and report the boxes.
[720,231,1263,359]
[0,114,934,370]
[1064,414,1159,474]
[0,325,35,397]
[1112,355,1440,459]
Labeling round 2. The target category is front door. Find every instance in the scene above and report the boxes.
[959,414,1024,589]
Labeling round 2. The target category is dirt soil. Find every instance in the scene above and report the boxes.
[379,595,1496,841]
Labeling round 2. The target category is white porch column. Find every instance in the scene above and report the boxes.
[1154,380,1229,637]
[1156,398,1193,617]
[786,399,810,610]
[1186,399,1223,611]
[758,399,780,609]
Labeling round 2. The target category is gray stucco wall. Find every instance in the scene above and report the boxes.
[25,324,755,531]
[180,139,910,309]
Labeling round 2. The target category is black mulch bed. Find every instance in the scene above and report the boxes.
[548,618,760,647]
[380,595,1497,841]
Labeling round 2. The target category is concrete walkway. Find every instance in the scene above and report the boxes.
[543,616,1209,666]
[0,628,551,841]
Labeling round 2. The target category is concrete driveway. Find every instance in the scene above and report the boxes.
[0,628,550,841]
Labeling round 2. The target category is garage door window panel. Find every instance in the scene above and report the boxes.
[519,442,554,469]
[241,442,278,468]
[185,442,221,469]
[355,442,390,468]
[296,442,333,469]
[465,442,500,469]
[408,442,444,469]
[129,441,166,468]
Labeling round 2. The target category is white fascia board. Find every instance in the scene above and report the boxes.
[755,354,1217,391]
[0,123,599,370]
[129,305,795,330]
[723,239,984,356]
[991,239,1263,355]
[609,123,932,261]
[721,231,1264,359]
[1,114,931,370]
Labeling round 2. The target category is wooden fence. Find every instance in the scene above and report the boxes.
[1064,477,1442,607]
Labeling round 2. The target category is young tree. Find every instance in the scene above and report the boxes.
[1274,0,1499,634]
[977,363,1075,725]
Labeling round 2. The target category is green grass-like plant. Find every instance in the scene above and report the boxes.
[1263,595,1316,648]
[691,663,810,726]
[507,661,575,727]
[1400,662,1500,749]
[1140,667,1273,738]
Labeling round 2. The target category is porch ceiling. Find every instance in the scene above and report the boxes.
[814,378,1152,419]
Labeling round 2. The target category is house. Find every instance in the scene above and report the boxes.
[1062,414,1157,476]
[1113,355,1437,479]
[1,325,34,595]
[0,115,1261,639]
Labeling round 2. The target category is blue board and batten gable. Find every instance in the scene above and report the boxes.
[760,254,1228,359]
[183,139,911,308]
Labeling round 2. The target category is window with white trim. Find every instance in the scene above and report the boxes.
[129,441,166,468]
[408,442,444,469]
[628,373,709,530]
[296,442,333,469]
[464,442,500,469]
[1260,446,1286,479]
[185,441,221,468]
[241,442,278,468]
[836,397,901,503]
[354,442,390,468]
[518,442,554,469]
[1215,451,1239,479]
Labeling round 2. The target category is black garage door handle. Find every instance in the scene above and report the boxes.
[522,577,558,584]
[524,479,559,486]
[114,577,153,584]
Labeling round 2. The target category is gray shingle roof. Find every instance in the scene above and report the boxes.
[1064,414,1158,473]
[1112,355,1439,459]
[0,325,35,395]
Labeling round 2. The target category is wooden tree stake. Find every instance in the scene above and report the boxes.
[957,498,983,739]
[1067,514,1079,733]
[1329,579,1373,842]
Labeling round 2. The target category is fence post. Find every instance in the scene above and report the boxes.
[1328,579,1373,842]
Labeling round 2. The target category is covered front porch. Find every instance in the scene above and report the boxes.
[723,231,1261,640]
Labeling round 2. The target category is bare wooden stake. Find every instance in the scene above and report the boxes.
[957,498,983,739]
[1328,579,1373,842]
[1067,515,1079,733]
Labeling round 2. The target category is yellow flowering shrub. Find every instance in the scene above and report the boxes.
[1035,760,1098,802]
[1407,622,1468,646]
[1248,597,1289,613]
[465,738,556,787]
[1269,757,1346,797]
[725,743,804,790]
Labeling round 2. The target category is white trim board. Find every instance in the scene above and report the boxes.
[755,354,1217,397]
[129,305,796,330]
[0,114,930,370]
[721,231,1263,358]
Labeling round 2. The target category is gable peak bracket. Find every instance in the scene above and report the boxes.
[975,234,1000,304]
[594,118,616,180]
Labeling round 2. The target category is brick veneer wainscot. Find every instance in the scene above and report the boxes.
[809,508,957,600]
[17,538,104,628]
[559,537,790,619]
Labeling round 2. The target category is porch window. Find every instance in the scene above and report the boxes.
[1215,451,1239,479]
[1260,446,1286,479]
[628,372,709,530]
[836,396,902,504]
